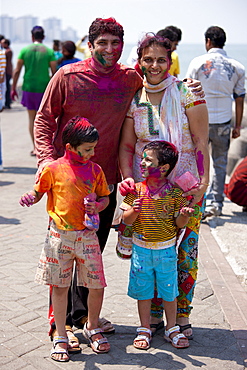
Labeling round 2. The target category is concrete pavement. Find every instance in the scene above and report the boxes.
[0,103,247,369]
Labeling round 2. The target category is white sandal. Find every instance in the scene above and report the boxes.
[164,325,189,348]
[50,336,69,362]
[133,327,152,350]
[82,323,110,354]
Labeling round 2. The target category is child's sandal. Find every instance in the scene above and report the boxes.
[50,336,70,362]
[133,327,152,350]
[164,325,189,349]
[82,323,110,354]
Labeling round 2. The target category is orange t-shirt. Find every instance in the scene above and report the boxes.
[35,150,110,230]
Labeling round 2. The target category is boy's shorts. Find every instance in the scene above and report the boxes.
[128,243,178,301]
[35,221,107,289]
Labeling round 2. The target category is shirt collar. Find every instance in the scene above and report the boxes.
[208,48,227,56]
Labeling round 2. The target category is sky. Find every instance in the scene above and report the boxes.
[1,0,247,45]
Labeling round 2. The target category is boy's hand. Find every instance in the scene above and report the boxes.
[132,198,143,213]
[19,191,36,207]
[180,206,194,217]
[84,199,98,214]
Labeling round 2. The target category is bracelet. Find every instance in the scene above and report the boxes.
[199,182,209,186]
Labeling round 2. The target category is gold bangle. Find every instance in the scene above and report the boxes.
[199,182,209,186]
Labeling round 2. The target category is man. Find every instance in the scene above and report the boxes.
[0,35,6,172]
[187,26,245,218]
[157,26,182,77]
[1,38,13,109]
[34,17,143,349]
[11,26,57,156]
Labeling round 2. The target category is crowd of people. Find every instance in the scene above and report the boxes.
[0,16,246,363]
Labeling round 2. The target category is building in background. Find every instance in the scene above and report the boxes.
[43,17,61,41]
[0,15,78,43]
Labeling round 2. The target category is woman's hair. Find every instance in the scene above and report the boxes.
[137,33,172,62]
[88,17,124,46]
[62,41,76,58]
[143,140,178,176]
[62,116,99,148]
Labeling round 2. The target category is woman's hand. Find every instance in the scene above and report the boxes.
[180,206,194,217]
[184,78,205,98]
[119,177,136,196]
[182,183,208,207]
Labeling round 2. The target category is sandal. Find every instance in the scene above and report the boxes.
[98,317,115,334]
[50,336,69,362]
[150,320,164,336]
[50,326,81,353]
[176,323,193,340]
[164,325,189,349]
[133,327,152,350]
[82,323,110,354]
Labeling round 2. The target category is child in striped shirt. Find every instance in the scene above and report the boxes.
[121,140,193,350]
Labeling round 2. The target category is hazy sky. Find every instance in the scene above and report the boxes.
[1,0,247,44]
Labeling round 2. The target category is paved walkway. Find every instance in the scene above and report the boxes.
[0,103,247,369]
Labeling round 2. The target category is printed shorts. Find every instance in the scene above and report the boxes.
[128,243,178,301]
[35,221,107,289]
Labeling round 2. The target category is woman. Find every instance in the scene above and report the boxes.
[119,34,209,343]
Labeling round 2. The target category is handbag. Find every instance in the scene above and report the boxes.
[116,221,133,260]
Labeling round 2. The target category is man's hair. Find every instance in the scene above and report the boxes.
[31,26,45,40]
[143,140,178,176]
[3,38,10,46]
[157,27,179,42]
[88,17,124,46]
[62,116,99,148]
[166,26,182,42]
[205,26,226,48]
[137,33,172,63]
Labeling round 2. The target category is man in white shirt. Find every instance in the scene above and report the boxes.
[187,26,246,218]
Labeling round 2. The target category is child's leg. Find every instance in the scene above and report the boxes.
[86,288,110,352]
[163,299,188,348]
[52,286,70,361]
[133,299,152,349]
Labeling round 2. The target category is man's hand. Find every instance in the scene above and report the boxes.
[232,127,241,139]
[11,89,18,101]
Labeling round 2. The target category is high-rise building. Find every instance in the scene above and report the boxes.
[43,17,61,41]
[15,15,38,42]
[0,15,15,40]
[62,27,78,42]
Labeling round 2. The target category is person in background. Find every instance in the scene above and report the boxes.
[53,39,63,61]
[11,26,57,156]
[187,26,246,219]
[1,38,13,109]
[224,156,247,212]
[75,35,91,60]
[57,41,81,69]
[156,26,182,77]
[0,35,6,172]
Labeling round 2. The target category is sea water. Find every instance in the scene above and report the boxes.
[11,42,247,87]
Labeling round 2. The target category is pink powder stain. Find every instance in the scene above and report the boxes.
[197,151,204,176]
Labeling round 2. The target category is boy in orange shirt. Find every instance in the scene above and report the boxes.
[19,116,110,361]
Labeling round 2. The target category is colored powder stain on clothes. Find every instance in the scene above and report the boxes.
[196,151,204,176]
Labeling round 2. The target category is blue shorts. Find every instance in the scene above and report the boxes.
[128,243,178,301]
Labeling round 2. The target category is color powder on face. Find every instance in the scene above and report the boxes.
[95,51,106,66]
[141,66,147,76]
